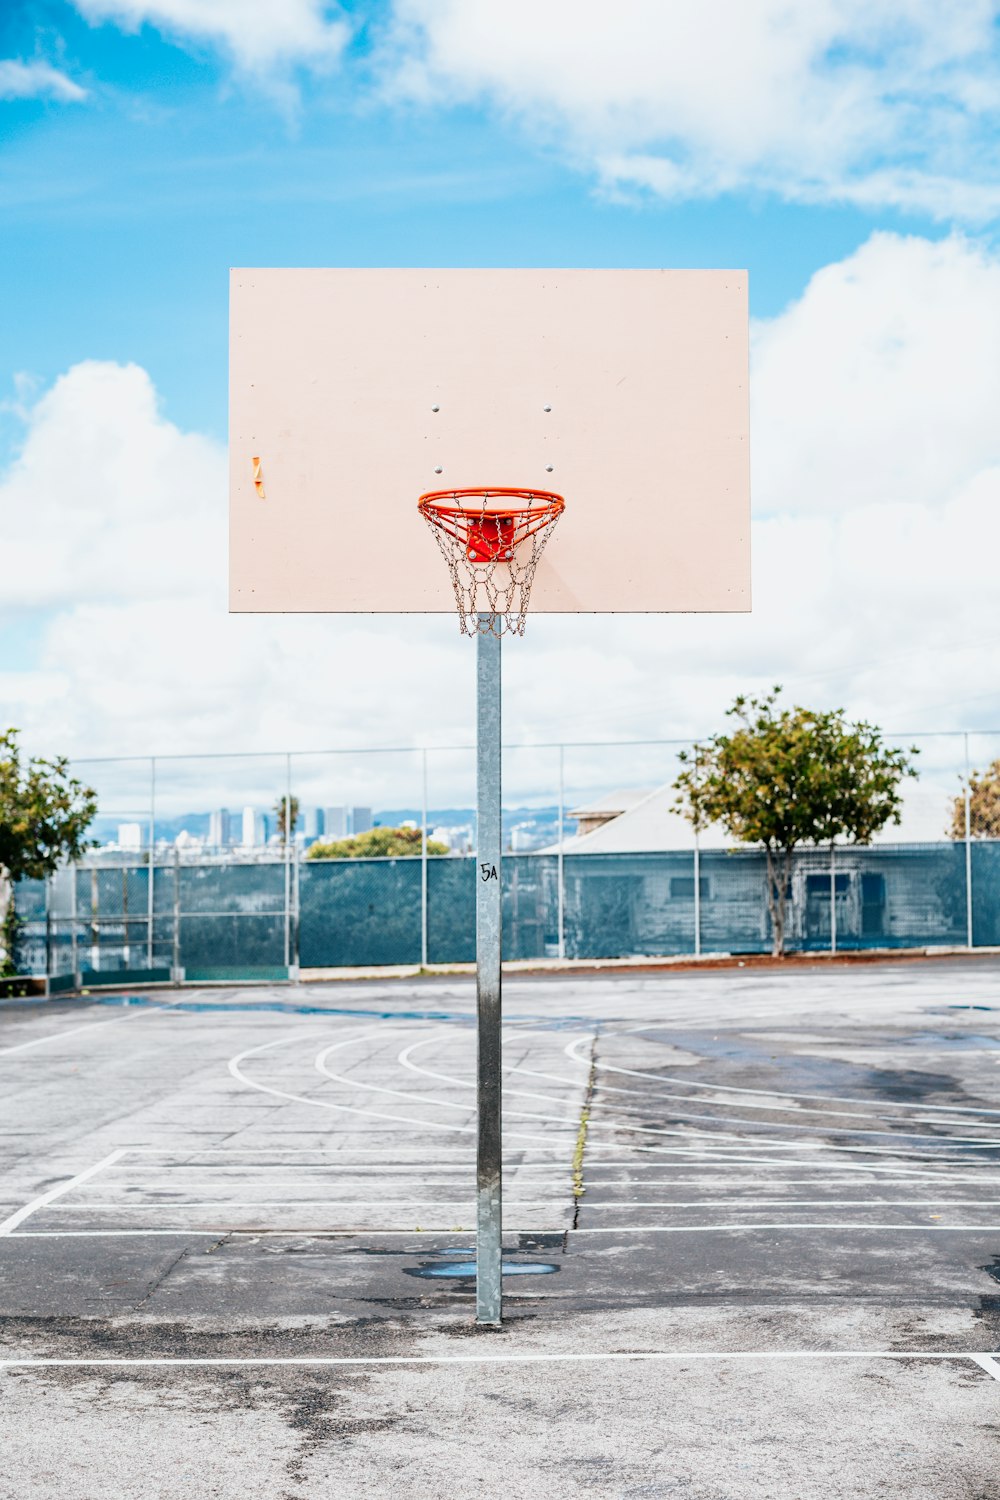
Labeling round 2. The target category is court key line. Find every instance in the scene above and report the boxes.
[0,1351,998,1377]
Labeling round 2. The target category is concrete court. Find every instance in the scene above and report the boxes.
[1,958,999,1499]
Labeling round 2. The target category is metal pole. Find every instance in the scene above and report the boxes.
[147,756,156,968]
[284,752,292,970]
[693,827,701,958]
[44,874,52,979]
[557,744,565,961]
[965,732,973,949]
[830,840,837,956]
[70,857,78,986]
[421,749,429,969]
[476,618,503,1326]
[173,847,181,982]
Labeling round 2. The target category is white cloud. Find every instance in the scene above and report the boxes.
[0,60,88,102]
[4,232,1000,832]
[0,361,225,610]
[752,233,1000,514]
[71,0,351,75]
[380,0,1000,219]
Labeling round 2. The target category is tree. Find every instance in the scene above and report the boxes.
[0,730,98,971]
[948,759,1000,840]
[274,794,300,844]
[673,689,918,957]
[306,826,449,860]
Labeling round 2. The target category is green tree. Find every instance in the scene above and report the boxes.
[306,826,449,860]
[0,730,98,972]
[274,794,300,845]
[673,689,918,956]
[948,759,1000,840]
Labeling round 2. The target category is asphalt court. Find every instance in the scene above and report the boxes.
[1,959,999,1498]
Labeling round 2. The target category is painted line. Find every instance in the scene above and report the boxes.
[405,1033,1000,1141]
[0,1003,176,1058]
[0,1351,995,1371]
[10,1222,1000,1238]
[564,1034,1000,1118]
[229,1031,572,1147]
[315,1036,580,1127]
[47,1199,1000,1211]
[970,1355,1000,1381]
[0,1150,128,1236]
[2,1230,222,1239]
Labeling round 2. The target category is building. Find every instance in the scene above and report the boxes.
[302,806,324,839]
[241,806,257,846]
[324,806,347,840]
[208,808,232,848]
[351,807,373,836]
[117,823,143,850]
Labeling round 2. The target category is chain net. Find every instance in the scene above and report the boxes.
[419,488,564,637]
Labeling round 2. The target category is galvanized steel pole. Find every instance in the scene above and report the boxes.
[557,744,565,961]
[965,732,973,949]
[421,748,429,969]
[147,756,156,968]
[476,618,503,1326]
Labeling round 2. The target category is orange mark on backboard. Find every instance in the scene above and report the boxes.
[252,456,266,499]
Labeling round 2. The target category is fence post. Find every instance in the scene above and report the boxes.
[147,755,156,968]
[70,860,79,986]
[965,730,973,949]
[830,840,837,956]
[44,874,52,980]
[284,752,292,971]
[557,744,565,961]
[421,748,428,968]
[172,847,181,983]
[693,829,701,958]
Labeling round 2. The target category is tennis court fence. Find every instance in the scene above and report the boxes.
[12,839,1000,985]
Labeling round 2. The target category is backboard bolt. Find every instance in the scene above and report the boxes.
[545,465,554,472]
[431,405,440,412]
[543,405,551,412]
[434,466,443,473]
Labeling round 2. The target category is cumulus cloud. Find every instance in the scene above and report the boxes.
[71,0,351,76]
[3,233,1000,830]
[0,59,88,102]
[0,361,225,610]
[380,0,1000,219]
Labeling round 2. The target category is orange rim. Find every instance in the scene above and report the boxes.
[418,488,564,559]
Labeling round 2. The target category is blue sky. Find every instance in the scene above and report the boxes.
[3,2,1000,826]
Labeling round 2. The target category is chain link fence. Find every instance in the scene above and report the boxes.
[10,732,1000,982]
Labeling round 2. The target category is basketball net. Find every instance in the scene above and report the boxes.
[418,487,565,637]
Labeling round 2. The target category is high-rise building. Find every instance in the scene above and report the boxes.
[117,823,142,850]
[209,808,232,848]
[241,806,257,846]
[302,806,324,839]
[351,806,373,836]
[324,806,347,839]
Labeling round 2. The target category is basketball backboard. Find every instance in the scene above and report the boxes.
[229,269,750,616]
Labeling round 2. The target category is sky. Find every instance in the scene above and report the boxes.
[3,1,1000,818]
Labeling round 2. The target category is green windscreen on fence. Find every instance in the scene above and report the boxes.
[13,840,994,977]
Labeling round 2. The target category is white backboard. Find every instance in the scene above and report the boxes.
[229,269,750,614]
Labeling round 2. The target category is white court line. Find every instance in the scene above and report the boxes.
[0,1350,996,1372]
[0,1150,129,1236]
[229,1030,573,1147]
[0,1003,176,1058]
[316,1036,581,1127]
[406,1031,1000,1138]
[564,1034,1000,1118]
[970,1355,1000,1381]
[403,1034,1000,1155]
[50,1198,1000,1211]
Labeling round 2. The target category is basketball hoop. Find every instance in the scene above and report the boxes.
[418,487,565,636]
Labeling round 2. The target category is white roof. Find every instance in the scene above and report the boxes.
[546,783,731,854]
